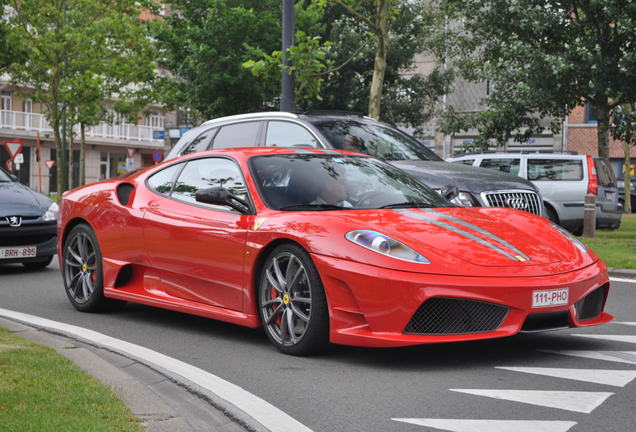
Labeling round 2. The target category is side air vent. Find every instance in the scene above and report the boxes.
[575,285,607,321]
[114,264,133,288]
[116,183,135,206]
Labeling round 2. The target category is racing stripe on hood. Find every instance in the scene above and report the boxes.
[395,209,522,262]
[421,208,530,261]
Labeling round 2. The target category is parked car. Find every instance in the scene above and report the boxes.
[58,148,612,355]
[447,152,622,234]
[618,180,636,212]
[166,112,544,217]
[0,167,58,268]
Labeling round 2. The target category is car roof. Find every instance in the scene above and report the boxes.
[452,153,585,159]
[172,146,366,161]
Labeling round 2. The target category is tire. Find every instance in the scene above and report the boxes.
[544,205,559,224]
[258,243,329,356]
[62,224,125,312]
[22,256,53,270]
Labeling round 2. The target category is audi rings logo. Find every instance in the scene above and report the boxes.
[506,197,529,210]
[6,216,22,227]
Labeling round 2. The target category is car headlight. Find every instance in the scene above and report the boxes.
[550,222,588,254]
[433,189,476,207]
[43,202,59,222]
[345,230,430,263]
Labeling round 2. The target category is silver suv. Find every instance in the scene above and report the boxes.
[166,112,545,216]
[447,152,622,233]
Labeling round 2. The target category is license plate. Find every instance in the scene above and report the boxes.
[0,246,37,259]
[532,288,569,308]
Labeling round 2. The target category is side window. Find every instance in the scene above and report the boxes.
[171,158,249,211]
[146,163,183,195]
[452,159,475,166]
[479,158,520,175]
[265,121,318,148]
[181,128,217,156]
[212,122,261,149]
[527,159,583,181]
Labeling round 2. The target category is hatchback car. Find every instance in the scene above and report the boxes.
[0,167,58,268]
[166,112,544,217]
[447,152,622,233]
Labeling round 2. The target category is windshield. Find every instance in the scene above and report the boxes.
[249,154,451,211]
[0,169,12,182]
[308,118,443,162]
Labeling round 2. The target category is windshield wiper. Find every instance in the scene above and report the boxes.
[279,203,348,211]
[379,202,435,209]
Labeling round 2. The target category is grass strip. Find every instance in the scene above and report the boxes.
[0,327,142,432]
[579,214,636,270]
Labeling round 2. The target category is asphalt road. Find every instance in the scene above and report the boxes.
[1,259,635,432]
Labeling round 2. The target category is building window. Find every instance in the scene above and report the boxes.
[1,91,12,111]
[145,111,164,129]
[23,99,32,113]
[585,103,603,124]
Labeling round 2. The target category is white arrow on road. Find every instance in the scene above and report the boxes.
[392,419,577,432]
[543,350,636,365]
[449,389,613,413]
[496,366,636,387]
[573,334,636,344]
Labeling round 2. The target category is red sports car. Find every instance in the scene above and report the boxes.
[58,148,612,355]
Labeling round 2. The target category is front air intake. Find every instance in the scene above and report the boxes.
[575,285,607,321]
[404,297,508,335]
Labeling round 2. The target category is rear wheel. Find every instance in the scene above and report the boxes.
[62,224,124,312]
[258,244,329,355]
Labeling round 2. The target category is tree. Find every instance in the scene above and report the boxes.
[152,0,282,123]
[435,0,636,157]
[4,0,157,194]
[610,105,634,214]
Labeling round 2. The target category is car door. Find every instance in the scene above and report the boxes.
[142,157,251,311]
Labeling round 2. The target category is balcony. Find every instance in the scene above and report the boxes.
[0,109,164,143]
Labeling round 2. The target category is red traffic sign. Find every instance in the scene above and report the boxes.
[126,148,135,158]
[152,150,163,163]
[45,160,55,170]
[3,139,24,160]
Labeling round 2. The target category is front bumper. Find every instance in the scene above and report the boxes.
[0,223,57,264]
[312,254,611,347]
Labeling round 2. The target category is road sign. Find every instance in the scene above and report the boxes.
[179,126,192,136]
[14,153,24,164]
[153,130,166,140]
[3,139,23,160]
[45,160,55,170]
[5,160,13,172]
[152,150,163,163]
[126,148,135,158]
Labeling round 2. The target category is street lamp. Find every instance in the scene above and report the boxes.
[281,0,295,112]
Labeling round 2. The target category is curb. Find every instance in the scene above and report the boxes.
[0,318,247,432]
[609,268,636,280]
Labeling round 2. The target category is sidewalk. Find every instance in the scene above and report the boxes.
[0,317,247,432]
[609,268,636,280]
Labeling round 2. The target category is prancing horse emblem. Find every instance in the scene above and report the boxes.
[7,216,22,227]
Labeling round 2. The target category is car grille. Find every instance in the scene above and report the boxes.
[404,297,509,335]
[0,224,57,247]
[575,285,607,321]
[482,190,542,216]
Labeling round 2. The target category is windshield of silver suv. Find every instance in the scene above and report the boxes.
[307,118,443,162]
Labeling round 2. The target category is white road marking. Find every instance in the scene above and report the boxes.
[614,321,636,327]
[449,389,613,413]
[496,366,636,387]
[542,350,636,365]
[391,419,577,432]
[573,334,636,344]
[0,308,313,432]
[610,277,636,284]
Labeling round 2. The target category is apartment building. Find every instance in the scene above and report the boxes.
[0,82,172,194]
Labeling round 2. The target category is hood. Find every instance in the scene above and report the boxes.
[0,181,51,217]
[275,206,594,278]
[390,160,536,193]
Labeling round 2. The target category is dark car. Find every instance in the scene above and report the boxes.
[166,112,544,216]
[618,180,636,212]
[0,167,58,268]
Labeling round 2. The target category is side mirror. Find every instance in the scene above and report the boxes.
[195,187,250,213]
[439,184,459,201]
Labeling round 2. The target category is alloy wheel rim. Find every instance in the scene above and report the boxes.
[260,252,312,346]
[64,232,97,303]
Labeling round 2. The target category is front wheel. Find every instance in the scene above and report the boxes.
[62,224,124,312]
[258,244,329,356]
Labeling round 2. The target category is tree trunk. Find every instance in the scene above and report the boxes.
[68,121,74,190]
[368,0,388,120]
[52,116,65,198]
[80,123,86,186]
[595,100,610,158]
[625,141,632,214]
